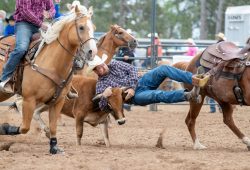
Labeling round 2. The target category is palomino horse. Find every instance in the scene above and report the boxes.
[169,42,250,151]
[31,25,138,145]
[0,6,97,154]
[78,24,138,76]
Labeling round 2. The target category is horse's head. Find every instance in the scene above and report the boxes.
[109,25,138,49]
[107,87,126,125]
[68,6,97,61]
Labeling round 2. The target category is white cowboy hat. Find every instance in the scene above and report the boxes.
[0,10,6,19]
[87,54,108,73]
[187,38,195,45]
[215,32,226,41]
[66,0,87,14]
[147,32,158,38]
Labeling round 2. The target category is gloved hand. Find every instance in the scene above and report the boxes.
[124,88,135,101]
[102,87,112,98]
[41,23,48,32]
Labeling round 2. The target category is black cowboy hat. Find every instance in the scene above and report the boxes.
[5,15,14,23]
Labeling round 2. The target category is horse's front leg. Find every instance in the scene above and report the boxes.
[186,96,207,150]
[33,104,50,138]
[220,103,250,150]
[49,98,65,154]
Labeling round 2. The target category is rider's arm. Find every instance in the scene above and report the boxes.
[45,0,56,19]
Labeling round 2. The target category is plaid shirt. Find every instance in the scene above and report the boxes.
[96,60,138,110]
[14,0,55,27]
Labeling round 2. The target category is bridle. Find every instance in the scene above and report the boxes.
[57,13,97,60]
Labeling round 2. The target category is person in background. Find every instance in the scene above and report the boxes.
[0,0,55,93]
[116,29,135,65]
[0,10,6,36]
[4,15,15,36]
[185,38,198,56]
[207,32,226,113]
[215,32,226,43]
[54,0,61,19]
[143,32,163,68]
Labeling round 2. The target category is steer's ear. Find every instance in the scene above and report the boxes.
[121,87,129,101]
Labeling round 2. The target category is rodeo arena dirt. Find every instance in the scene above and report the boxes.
[0,97,250,170]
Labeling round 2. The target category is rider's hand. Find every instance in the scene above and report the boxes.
[124,55,129,60]
[102,87,112,98]
[124,88,135,101]
[41,23,48,32]
[43,10,51,19]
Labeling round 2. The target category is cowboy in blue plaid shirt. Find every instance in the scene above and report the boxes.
[87,55,210,110]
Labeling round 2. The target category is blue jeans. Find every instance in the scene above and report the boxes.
[209,98,216,112]
[1,22,39,81]
[132,65,193,105]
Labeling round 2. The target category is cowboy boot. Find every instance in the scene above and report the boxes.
[0,78,14,94]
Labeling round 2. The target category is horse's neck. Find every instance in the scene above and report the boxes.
[36,37,77,77]
[97,34,117,64]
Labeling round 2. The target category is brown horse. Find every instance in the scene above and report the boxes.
[0,7,97,154]
[78,24,138,76]
[169,45,250,151]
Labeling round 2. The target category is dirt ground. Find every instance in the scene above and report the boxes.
[0,99,250,170]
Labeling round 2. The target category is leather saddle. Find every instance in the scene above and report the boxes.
[200,41,250,79]
[0,33,42,94]
[0,33,41,62]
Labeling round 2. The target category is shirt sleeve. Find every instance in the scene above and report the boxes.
[112,61,138,90]
[46,0,56,19]
[18,0,43,27]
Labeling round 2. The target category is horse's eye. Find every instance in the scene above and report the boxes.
[79,26,84,31]
[118,32,123,35]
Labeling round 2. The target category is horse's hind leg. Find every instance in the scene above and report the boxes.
[221,103,250,150]
[33,104,50,138]
[185,97,207,150]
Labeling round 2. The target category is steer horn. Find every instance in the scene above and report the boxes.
[92,93,103,101]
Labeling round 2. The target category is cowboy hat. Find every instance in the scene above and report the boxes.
[87,54,108,73]
[147,32,158,38]
[215,32,226,41]
[5,15,14,23]
[187,38,195,45]
[0,10,6,19]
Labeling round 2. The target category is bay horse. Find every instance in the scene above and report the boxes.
[164,42,250,151]
[0,6,97,154]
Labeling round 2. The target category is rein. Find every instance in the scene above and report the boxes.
[31,14,96,105]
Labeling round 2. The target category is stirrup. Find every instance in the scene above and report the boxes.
[0,78,14,94]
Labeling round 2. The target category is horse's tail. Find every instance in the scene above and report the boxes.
[172,61,189,71]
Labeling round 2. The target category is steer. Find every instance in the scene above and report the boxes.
[32,75,126,147]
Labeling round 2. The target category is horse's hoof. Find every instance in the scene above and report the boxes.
[50,145,64,154]
[193,144,207,150]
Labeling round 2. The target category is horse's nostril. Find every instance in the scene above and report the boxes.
[88,50,92,54]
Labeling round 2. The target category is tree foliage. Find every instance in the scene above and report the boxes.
[1,0,249,39]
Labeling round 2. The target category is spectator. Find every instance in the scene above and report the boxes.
[143,32,163,68]
[215,32,226,43]
[207,32,227,113]
[185,38,198,56]
[54,0,61,19]
[116,47,135,64]
[0,10,6,36]
[4,15,15,36]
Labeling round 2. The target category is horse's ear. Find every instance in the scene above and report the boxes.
[75,5,80,13]
[88,6,93,16]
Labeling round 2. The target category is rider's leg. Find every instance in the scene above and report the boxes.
[138,65,209,90]
[133,88,193,105]
[0,22,38,82]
